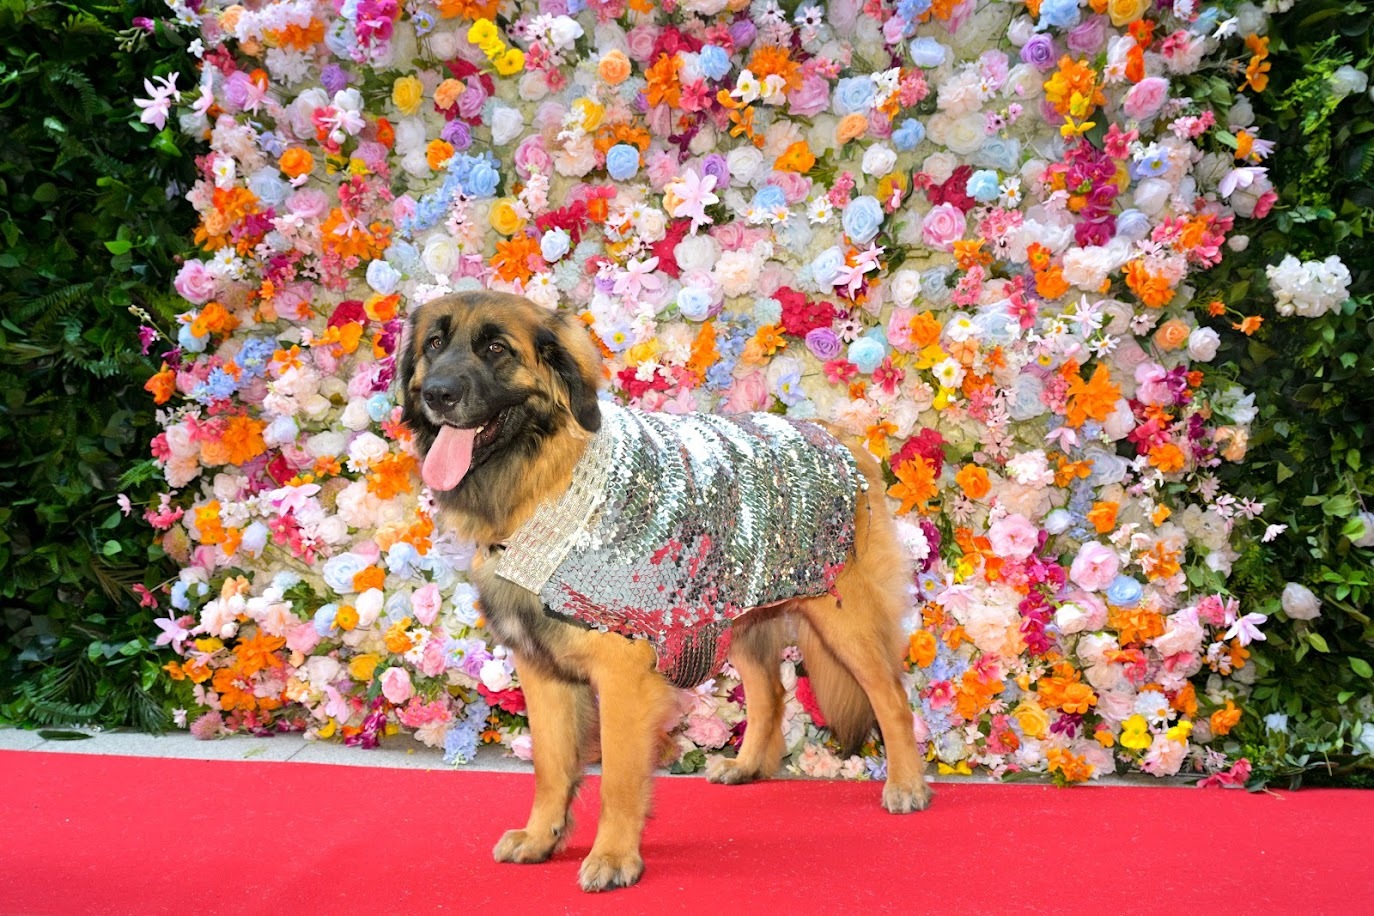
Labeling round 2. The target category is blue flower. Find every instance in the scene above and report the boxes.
[192,367,239,403]
[1106,575,1144,608]
[842,195,885,245]
[752,184,786,211]
[810,246,846,286]
[892,118,927,150]
[848,337,886,374]
[752,296,782,325]
[463,159,500,197]
[896,0,932,20]
[976,137,1022,173]
[366,393,392,422]
[699,45,731,81]
[1037,0,1081,30]
[677,286,713,321]
[1133,147,1170,179]
[832,76,875,115]
[606,143,640,180]
[908,37,947,68]
[444,722,479,765]
[776,370,804,406]
[966,169,1001,203]
[313,604,339,637]
[705,361,736,390]
[178,322,208,353]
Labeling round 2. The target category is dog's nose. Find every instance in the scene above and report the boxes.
[422,378,466,411]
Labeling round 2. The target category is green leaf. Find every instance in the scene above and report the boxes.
[103,239,133,255]
[1307,632,1331,653]
[38,730,93,741]
[1351,657,1373,679]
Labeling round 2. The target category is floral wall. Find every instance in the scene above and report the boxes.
[138,0,1298,784]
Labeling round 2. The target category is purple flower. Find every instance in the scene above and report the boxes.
[699,153,729,189]
[321,64,348,95]
[804,327,842,360]
[441,119,472,151]
[1020,34,1056,70]
[137,326,158,355]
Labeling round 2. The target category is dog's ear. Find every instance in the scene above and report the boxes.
[536,312,603,433]
[396,302,437,447]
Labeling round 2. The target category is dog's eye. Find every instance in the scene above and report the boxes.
[487,341,505,356]
[426,336,442,353]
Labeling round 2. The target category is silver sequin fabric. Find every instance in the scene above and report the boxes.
[494,403,864,688]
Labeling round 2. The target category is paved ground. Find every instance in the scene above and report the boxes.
[0,726,1183,787]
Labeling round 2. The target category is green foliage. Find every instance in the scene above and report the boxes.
[1210,1,1374,787]
[0,1,196,729]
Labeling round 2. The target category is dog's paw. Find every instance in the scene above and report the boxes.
[578,850,644,892]
[882,779,933,814]
[706,756,759,785]
[493,828,557,864]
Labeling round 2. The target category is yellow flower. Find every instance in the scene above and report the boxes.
[1012,700,1050,739]
[467,18,498,47]
[1120,714,1152,750]
[1107,0,1151,26]
[488,197,525,235]
[494,47,525,77]
[391,75,424,117]
[317,718,338,739]
[573,98,604,132]
[1166,719,1193,743]
[479,37,505,59]
[348,653,380,681]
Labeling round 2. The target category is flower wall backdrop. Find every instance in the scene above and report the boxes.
[138,0,1292,783]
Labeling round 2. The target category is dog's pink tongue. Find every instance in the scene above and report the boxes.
[422,425,477,491]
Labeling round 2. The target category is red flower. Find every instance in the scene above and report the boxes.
[926,165,976,212]
[893,427,946,477]
[478,684,527,715]
[327,299,367,329]
[794,675,827,727]
[776,286,837,338]
[649,218,692,278]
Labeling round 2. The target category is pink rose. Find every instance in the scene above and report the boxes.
[787,74,832,117]
[174,260,217,305]
[514,136,552,178]
[644,149,680,190]
[412,581,441,625]
[721,371,771,414]
[380,667,413,704]
[683,714,731,749]
[1070,542,1120,591]
[1122,77,1169,121]
[287,188,329,221]
[1134,362,1173,406]
[920,202,967,251]
[766,170,812,204]
[625,24,660,63]
[285,621,321,655]
[988,513,1039,560]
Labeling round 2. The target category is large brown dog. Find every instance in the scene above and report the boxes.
[399,291,930,892]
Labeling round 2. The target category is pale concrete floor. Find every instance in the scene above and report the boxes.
[0,726,1185,787]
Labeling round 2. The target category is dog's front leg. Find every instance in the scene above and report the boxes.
[493,654,591,864]
[578,634,677,892]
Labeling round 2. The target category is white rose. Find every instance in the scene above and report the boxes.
[490,105,525,146]
[920,151,959,185]
[1133,178,1173,216]
[347,431,388,468]
[427,29,461,60]
[889,268,923,306]
[1281,582,1322,620]
[1005,15,1037,45]
[547,15,583,49]
[306,430,349,459]
[518,70,549,102]
[1187,326,1221,362]
[479,657,514,691]
[392,117,428,154]
[714,250,761,298]
[1331,64,1368,98]
[675,234,721,273]
[422,234,460,278]
[340,398,372,431]
[356,588,385,628]
[1055,601,1092,635]
[862,143,898,177]
[726,146,766,186]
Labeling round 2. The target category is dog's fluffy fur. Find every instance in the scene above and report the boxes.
[400,291,930,892]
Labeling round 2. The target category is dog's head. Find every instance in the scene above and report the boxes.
[398,291,603,493]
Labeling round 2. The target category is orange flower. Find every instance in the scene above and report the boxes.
[426,139,455,170]
[954,464,991,500]
[774,140,816,173]
[746,45,803,93]
[1064,363,1121,428]
[367,451,417,500]
[835,112,869,144]
[908,311,943,349]
[278,147,314,179]
[1034,265,1070,300]
[334,604,359,631]
[1046,747,1094,783]
[221,415,267,465]
[864,420,898,460]
[1232,315,1264,335]
[908,629,938,668]
[193,500,226,546]
[1124,259,1175,308]
[1149,441,1187,473]
[433,0,500,18]
[1171,682,1199,717]
[598,49,631,85]
[753,323,787,356]
[1043,56,1105,116]
[1026,242,1053,272]
[888,456,939,515]
[1108,605,1166,645]
[1087,500,1119,534]
[235,630,286,677]
[213,666,257,712]
[1210,699,1242,736]
[490,233,541,284]
[384,618,414,654]
[145,365,176,405]
[687,321,718,380]
[645,53,682,109]
[352,566,386,593]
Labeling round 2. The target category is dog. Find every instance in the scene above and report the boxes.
[399,291,930,892]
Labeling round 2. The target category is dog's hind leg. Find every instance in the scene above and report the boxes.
[578,633,678,892]
[795,583,931,814]
[707,614,787,785]
[493,656,592,864]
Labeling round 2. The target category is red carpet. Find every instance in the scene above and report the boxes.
[0,750,1368,915]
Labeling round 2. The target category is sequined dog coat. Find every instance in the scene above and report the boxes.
[492,403,864,688]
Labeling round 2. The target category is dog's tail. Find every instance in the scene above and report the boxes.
[798,619,875,756]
